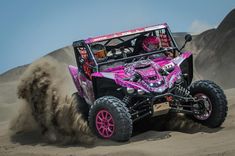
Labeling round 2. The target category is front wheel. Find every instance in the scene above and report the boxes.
[189,80,228,128]
[88,96,132,141]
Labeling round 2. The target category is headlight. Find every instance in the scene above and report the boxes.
[148,80,164,88]
[127,87,135,94]
[137,89,145,95]
[149,83,154,87]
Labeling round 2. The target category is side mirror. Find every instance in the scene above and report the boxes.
[179,34,192,51]
[185,34,192,42]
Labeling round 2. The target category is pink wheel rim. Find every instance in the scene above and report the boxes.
[96,110,115,138]
[194,93,212,120]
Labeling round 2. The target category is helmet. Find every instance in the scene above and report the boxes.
[91,44,107,62]
[142,36,161,52]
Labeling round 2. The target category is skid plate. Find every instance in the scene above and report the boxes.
[153,102,170,116]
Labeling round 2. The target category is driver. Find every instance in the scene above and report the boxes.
[142,36,161,52]
[142,36,173,58]
[91,44,107,62]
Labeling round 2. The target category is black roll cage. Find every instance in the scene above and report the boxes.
[73,27,179,72]
[98,47,178,66]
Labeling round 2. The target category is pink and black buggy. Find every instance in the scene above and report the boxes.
[69,23,227,141]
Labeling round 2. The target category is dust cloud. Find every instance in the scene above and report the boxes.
[10,58,94,144]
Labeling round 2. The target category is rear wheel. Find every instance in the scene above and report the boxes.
[189,80,228,127]
[71,92,89,120]
[88,96,132,141]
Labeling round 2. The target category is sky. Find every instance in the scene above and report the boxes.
[0,0,234,74]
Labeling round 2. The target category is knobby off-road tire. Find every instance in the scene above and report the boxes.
[71,92,89,120]
[189,80,228,127]
[88,96,132,141]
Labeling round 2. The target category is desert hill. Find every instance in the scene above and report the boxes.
[0,65,28,83]
[193,9,235,89]
[0,46,75,83]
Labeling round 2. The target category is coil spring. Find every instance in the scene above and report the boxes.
[175,85,190,97]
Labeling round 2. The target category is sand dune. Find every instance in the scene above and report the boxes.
[193,9,235,89]
[0,9,235,156]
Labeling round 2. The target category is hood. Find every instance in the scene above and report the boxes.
[92,53,191,93]
[92,59,175,93]
[122,60,167,93]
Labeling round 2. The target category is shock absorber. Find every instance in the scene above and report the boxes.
[174,84,190,97]
[122,95,132,106]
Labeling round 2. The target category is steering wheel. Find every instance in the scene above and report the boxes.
[107,47,133,60]
[110,49,119,59]
[108,48,123,59]
[120,47,133,58]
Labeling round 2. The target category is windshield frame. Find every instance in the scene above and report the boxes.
[87,27,178,70]
[97,47,178,66]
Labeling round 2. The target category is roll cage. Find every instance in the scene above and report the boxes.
[73,24,179,73]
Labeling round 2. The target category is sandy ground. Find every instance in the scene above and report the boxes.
[0,88,234,156]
